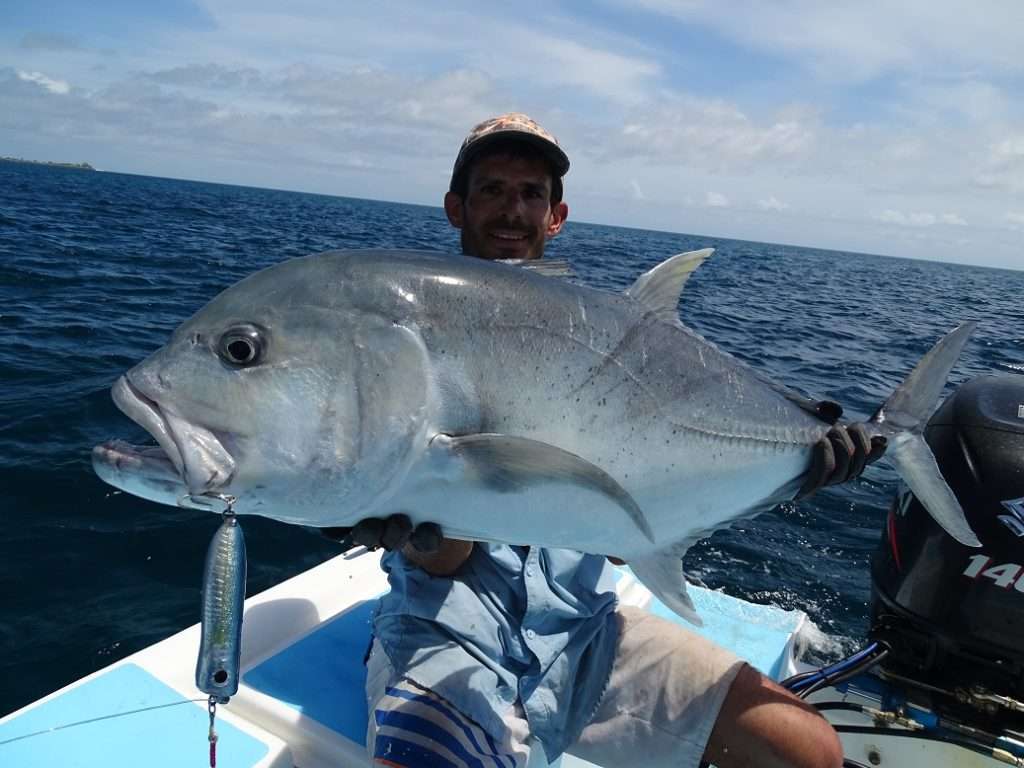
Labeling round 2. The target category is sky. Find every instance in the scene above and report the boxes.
[2,1,1023,270]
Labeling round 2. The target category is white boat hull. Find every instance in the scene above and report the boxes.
[2,550,1017,767]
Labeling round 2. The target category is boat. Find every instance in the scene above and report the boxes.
[3,373,1023,767]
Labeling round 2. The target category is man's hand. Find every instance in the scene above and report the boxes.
[321,515,473,576]
[797,423,887,499]
[321,514,443,553]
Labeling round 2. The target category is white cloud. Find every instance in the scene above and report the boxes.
[19,33,84,52]
[876,210,967,228]
[877,210,934,227]
[4,2,1023,268]
[179,2,662,105]
[995,136,1024,157]
[912,79,1011,125]
[611,101,816,172]
[973,134,1024,193]
[16,70,69,95]
[521,33,660,103]
[0,63,497,170]
[623,1,1024,83]
[757,196,789,211]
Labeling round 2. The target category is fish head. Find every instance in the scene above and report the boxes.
[93,254,436,524]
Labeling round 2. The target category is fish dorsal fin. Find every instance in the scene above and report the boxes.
[624,248,714,320]
[497,257,574,278]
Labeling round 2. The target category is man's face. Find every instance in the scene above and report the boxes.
[444,153,568,261]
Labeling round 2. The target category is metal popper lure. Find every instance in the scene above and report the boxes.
[195,496,246,768]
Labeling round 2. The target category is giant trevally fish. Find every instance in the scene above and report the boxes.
[92,249,980,623]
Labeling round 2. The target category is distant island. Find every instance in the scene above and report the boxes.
[1,156,95,171]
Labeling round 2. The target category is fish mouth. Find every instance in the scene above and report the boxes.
[92,439,184,497]
[94,376,236,498]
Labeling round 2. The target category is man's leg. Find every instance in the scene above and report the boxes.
[365,641,532,768]
[567,607,842,768]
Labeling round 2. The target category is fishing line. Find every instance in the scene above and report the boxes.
[0,697,208,746]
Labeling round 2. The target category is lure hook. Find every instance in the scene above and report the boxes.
[178,492,237,515]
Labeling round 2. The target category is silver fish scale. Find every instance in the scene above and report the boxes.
[409,261,826,456]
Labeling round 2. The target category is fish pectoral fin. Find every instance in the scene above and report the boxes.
[430,433,654,544]
[628,544,703,626]
[624,248,714,321]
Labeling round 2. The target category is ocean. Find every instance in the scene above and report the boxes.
[1,160,1021,717]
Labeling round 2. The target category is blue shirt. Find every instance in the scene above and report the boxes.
[373,544,620,760]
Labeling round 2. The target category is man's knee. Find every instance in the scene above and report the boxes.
[706,664,843,768]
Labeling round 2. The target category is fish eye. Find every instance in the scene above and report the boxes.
[217,325,265,367]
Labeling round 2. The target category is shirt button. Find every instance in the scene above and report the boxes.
[525,567,535,577]
[525,629,537,640]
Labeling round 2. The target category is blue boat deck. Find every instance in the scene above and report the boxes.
[0,559,806,768]
[0,664,277,767]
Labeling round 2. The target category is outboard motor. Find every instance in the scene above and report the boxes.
[870,373,1024,729]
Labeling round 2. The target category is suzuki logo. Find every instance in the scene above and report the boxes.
[1000,497,1024,537]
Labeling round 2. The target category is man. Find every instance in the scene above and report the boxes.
[348,113,876,768]
[440,113,568,262]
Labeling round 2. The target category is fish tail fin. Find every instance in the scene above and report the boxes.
[870,321,980,547]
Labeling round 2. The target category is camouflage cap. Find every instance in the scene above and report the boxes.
[450,112,570,191]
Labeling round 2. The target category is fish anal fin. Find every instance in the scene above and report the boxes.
[628,544,703,626]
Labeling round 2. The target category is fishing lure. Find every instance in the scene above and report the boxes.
[195,498,246,767]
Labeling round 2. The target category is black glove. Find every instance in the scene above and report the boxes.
[321,514,443,554]
[797,423,887,499]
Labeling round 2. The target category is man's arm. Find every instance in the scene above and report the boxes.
[705,664,843,768]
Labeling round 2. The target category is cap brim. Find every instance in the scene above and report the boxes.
[453,130,570,186]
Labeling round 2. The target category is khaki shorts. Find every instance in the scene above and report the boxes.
[366,605,746,768]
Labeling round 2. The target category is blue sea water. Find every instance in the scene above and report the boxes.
[1,161,1021,718]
